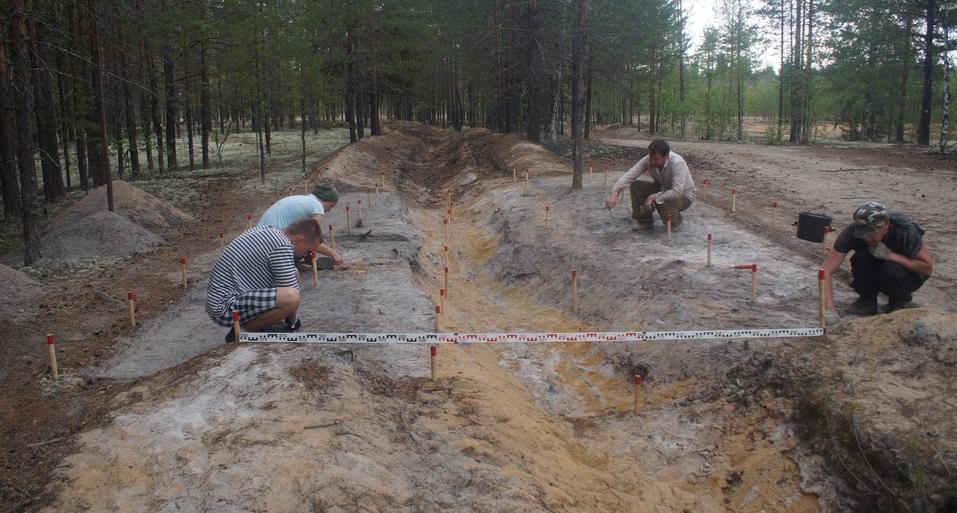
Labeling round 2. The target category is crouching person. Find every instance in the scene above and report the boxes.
[206,217,323,342]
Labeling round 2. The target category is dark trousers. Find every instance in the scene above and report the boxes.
[629,180,691,225]
[850,250,927,302]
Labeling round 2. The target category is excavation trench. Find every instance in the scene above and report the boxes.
[38,124,956,513]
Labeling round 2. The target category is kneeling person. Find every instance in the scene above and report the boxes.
[604,139,696,231]
[206,217,323,342]
[822,202,933,316]
[258,184,343,265]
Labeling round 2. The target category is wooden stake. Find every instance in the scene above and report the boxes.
[447,207,452,223]
[430,345,437,380]
[523,169,529,196]
[707,232,712,267]
[232,309,241,342]
[734,264,758,300]
[381,171,385,189]
[47,334,58,380]
[818,269,826,328]
[821,226,830,255]
[443,245,448,268]
[545,206,550,229]
[440,288,445,314]
[513,167,517,182]
[375,184,379,198]
[603,163,608,188]
[246,213,252,229]
[444,266,449,299]
[367,189,372,209]
[444,218,449,239]
[666,213,672,241]
[180,257,188,288]
[571,269,578,313]
[731,188,737,213]
[770,201,778,230]
[358,200,363,221]
[127,291,136,328]
[219,231,225,249]
[311,251,319,286]
[751,266,758,301]
[589,163,593,178]
[633,374,642,415]
[345,205,352,234]
[328,224,336,251]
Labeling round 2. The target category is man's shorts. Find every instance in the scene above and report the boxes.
[210,288,278,326]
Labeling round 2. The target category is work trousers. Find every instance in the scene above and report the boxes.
[629,180,692,226]
[850,250,927,303]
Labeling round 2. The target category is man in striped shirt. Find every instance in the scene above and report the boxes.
[206,217,323,342]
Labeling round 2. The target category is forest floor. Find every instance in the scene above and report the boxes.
[1,123,955,513]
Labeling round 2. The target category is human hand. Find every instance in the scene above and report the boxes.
[868,242,892,260]
[605,193,617,210]
[643,193,656,211]
[330,251,344,266]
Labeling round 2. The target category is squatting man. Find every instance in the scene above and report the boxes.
[821,201,933,319]
[604,139,696,231]
[206,217,324,342]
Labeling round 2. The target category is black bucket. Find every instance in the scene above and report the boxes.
[797,212,833,242]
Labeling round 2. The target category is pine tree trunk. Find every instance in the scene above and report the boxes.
[789,0,803,142]
[345,27,357,143]
[0,37,21,220]
[253,1,265,182]
[9,0,42,263]
[584,47,593,139]
[201,39,210,169]
[917,0,936,145]
[55,53,72,192]
[164,47,177,169]
[940,23,950,152]
[184,43,194,172]
[570,0,587,190]
[896,13,913,143]
[32,21,65,201]
[524,0,542,143]
[678,0,686,137]
[801,0,814,143]
[777,0,785,141]
[89,0,113,210]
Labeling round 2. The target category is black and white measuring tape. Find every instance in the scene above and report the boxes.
[239,327,824,344]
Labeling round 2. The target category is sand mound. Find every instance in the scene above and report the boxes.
[44,180,194,234]
[42,211,165,260]
[0,263,44,318]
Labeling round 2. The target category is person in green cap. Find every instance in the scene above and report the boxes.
[258,184,343,265]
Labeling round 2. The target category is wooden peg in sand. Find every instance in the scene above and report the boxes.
[444,266,450,299]
[734,264,758,301]
[345,205,352,234]
[430,345,437,380]
[367,189,372,210]
[603,163,608,188]
[666,213,673,241]
[310,251,319,286]
[706,232,713,267]
[328,224,336,251]
[444,218,449,239]
[180,257,188,288]
[523,169,530,196]
[545,206,550,229]
[358,200,363,221]
[818,269,826,328]
[447,207,453,223]
[232,309,241,342]
[127,291,136,328]
[571,269,578,313]
[246,212,253,229]
[440,288,445,314]
[443,245,449,268]
[821,226,831,255]
[513,167,517,182]
[219,231,225,249]
[47,334,58,380]
[731,188,737,213]
[633,374,642,415]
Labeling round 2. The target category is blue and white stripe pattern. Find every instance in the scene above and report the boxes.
[206,226,298,325]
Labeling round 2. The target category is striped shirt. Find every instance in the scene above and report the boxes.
[205,227,299,318]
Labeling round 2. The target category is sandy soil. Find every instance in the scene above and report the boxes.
[2,124,955,513]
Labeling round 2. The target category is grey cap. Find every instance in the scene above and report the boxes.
[851,201,889,238]
[312,185,339,203]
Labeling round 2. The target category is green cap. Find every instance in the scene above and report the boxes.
[312,185,339,203]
